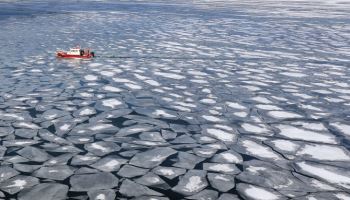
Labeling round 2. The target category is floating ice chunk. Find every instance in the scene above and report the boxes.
[267,111,303,119]
[173,152,205,169]
[13,122,40,129]
[17,146,50,162]
[73,107,96,117]
[280,72,306,77]
[296,144,350,161]
[145,79,161,86]
[33,165,74,181]
[71,155,100,166]
[226,102,246,110]
[0,175,39,194]
[0,126,14,137]
[100,71,115,77]
[0,166,20,182]
[239,139,283,161]
[294,161,350,189]
[218,193,240,200]
[193,148,217,158]
[153,166,186,180]
[85,141,120,156]
[117,124,156,137]
[202,127,236,143]
[252,96,273,104]
[234,111,248,118]
[154,72,185,80]
[331,122,350,137]
[276,124,337,144]
[84,75,98,81]
[241,123,272,135]
[89,63,103,67]
[88,189,116,200]
[237,183,285,200]
[117,165,149,178]
[103,85,122,92]
[17,183,68,200]
[208,173,235,192]
[200,99,216,104]
[135,172,170,190]
[203,163,240,174]
[152,109,177,118]
[119,179,162,197]
[269,139,300,153]
[211,150,243,164]
[186,189,218,200]
[70,172,119,191]
[102,98,123,108]
[130,147,177,168]
[125,83,142,90]
[256,104,282,110]
[91,156,127,172]
[172,170,208,196]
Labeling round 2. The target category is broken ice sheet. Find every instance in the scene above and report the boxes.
[129,147,177,168]
[119,179,163,197]
[172,170,208,196]
[90,155,128,172]
[236,183,286,200]
[84,141,121,156]
[294,161,350,190]
[275,124,337,144]
[0,175,39,194]
[69,172,119,191]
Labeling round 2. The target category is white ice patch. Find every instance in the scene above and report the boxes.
[296,161,350,189]
[242,140,282,160]
[152,109,176,118]
[145,79,161,86]
[206,128,236,142]
[5,179,27,189]
[95,194,106,200]
[280,72,307,77]
[234,112,248,118]
[243,184,280,200]
[183,176,206,192]
[276,125,337,144]
[251,96,273,104]
[103,160,120,170]
[241,123,271,135]
[84,75,98,81]
[207,164,236,173]
[270,139,300,152]
[331,122,350,136]
[268,111,303,119]
[158,169,175,176]
[16,122,40,129]
[79,108,95,116]
[226,102,246,110]
[103,85,122,92]
[202,115,223,122]
[102,99,122,108]
[91,143,108,152]
[256,104,282,110]
[200,99,216,104]
[125,83,142,90]
[154,72,185,80]
[297,144,350,161]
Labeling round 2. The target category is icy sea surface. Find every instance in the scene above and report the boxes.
[1,0,350,199]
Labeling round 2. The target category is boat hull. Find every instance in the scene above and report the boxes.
[56,52,94,59]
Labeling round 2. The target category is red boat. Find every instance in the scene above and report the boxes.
[56,46,95,59]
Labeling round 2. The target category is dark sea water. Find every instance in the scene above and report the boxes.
[0,1,350,199]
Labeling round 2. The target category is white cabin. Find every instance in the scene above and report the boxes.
[67,48,81,55]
